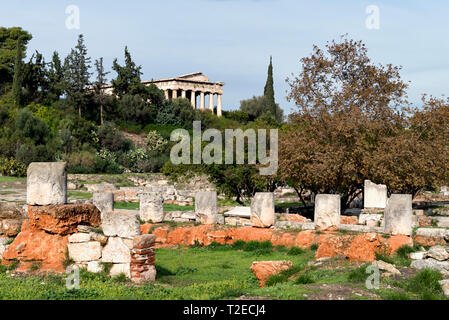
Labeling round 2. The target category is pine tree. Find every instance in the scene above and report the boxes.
[94,57,110,125]
[47,51,64,101]
[12,38,23,106]
[263,56,276,117]
[63,34,92,118]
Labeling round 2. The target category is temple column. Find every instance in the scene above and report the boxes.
[164,90,169,100]
[172,89,178,99]
[200,92,205,110]
[190,91,196,108]
[181,90,186,99]
[209,93,214,112]
[217,94,222,117]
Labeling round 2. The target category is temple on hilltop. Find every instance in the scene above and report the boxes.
[103,72,225,117]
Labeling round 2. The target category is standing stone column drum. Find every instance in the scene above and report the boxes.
[195,191,218,224]
[92,192,114,219]
[314,194,341,231]
[27,162,67,206]
[139,192,164,223]
[384,194,412,236]
[250,192,275,228]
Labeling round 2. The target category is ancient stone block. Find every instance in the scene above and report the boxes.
[27,162,67,206]
[358,214,383,226]
[68,233,91,243]
[28,204,101,235]
[67,241,102,262]
[87,261,103,273]
[92,192,114,218]
[384,194,412,236]
[101,211,140,239]
[110,263,130,278]
[139,192,164,223]
[364,180,387,209]
[314,194,340,231]
[250,260,293,287]
[101,237,131,263]
[195,191,218,225]
[250,192,275,228]
[0,202,26,219]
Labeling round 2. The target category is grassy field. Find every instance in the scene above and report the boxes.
[0,176,25,183]
[0,240,446,300]
[114,201,194,212]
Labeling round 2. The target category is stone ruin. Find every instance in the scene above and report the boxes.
[0,162,156,283]
[1,162,449,290]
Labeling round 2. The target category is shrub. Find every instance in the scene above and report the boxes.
[406,269,443,299]
[0,157,26,177]
[287,246,305,255]
[348,264,369,282]
[295,274,315,284]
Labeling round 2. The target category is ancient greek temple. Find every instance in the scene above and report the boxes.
[143,72,225,117]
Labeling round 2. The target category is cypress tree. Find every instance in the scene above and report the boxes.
[263,56,276,117]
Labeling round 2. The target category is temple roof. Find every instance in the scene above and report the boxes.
[143,72,224,86]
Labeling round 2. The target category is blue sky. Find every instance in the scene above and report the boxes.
[1,0,449,114]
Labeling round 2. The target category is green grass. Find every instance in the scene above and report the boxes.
[67,191,92,200]
[0,176,25,183]
[113,201,195,212]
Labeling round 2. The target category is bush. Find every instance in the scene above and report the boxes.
[287,247,305,255]
[295,274,315,284]
[348,264,369,282]
[406,269,444,299]
[97,122,133,153]
[0,157,26,177]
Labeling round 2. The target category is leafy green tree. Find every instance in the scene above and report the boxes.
[63,34,92,118]
[47,51,64,101]
[239,95,283,122]
[15,108,49,145]
[111,46,143,98]
[264,56,276,117]
[22,51,50,104]
[0,27,32,92]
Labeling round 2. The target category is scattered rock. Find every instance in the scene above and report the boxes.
[410,258,449,273]
[109,263,130,278]
[250,260,293,287]
[410,252,427,260]
[373,260,401,275]
[426,245,449,261]
[439,280,449,297]
[87,261,103,273]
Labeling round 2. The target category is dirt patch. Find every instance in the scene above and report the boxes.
[303,283,381,300]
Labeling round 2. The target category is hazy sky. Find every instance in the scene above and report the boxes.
[1,0,449,114]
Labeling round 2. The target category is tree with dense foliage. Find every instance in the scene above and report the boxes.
[0,27,32,92]
[111,46,143,98]
[12,38,23,105]
[47,52,64,102]
[239,95,283,123]
[280,36,449,209]
[63,34,92,118]
[264,56,276,117]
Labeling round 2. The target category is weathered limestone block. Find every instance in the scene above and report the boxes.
[68,233,91,243]
[139,192,164,223]
[250,193,275,228]
[89,232,108,245]
[28,204,101,235]
[87,261,103,273]
[384,194,412,236]
[364,180,387,209]
[426,245,449,261]
[101,237,131,263]
[92,192,114,218]
[110,263,131,278]
[67,241,102,262]
[101,211,140,239]
[27,162,67,206]
[195,191,218,225]
[133,234,156,249]
[314,194,341,231]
